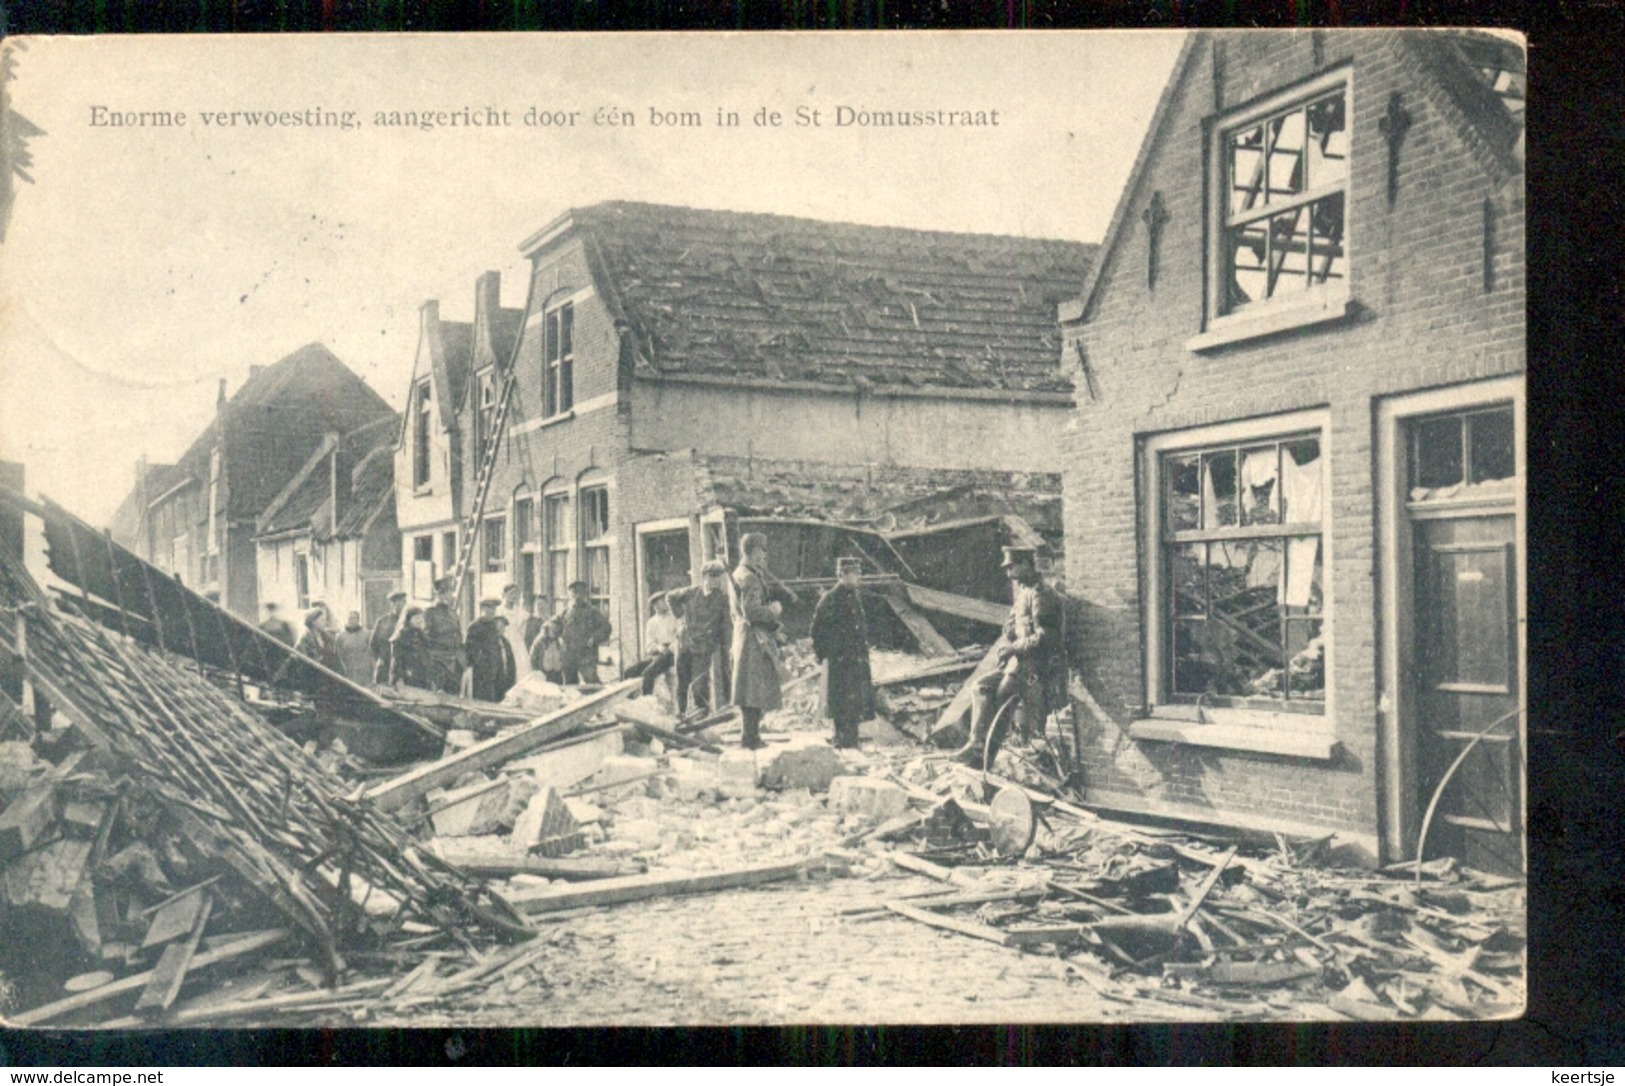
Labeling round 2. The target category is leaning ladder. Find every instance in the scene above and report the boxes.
[446,364,521,605]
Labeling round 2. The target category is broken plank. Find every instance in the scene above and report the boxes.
[505,859,805,914]
[872,655,981,688]
[906,885,1047,910]
[139,879,218,948]
[135,891,213,1013]
[883,900,1013,947]
[621,715,722,755]
[884,594,955,656]
[1199,959,1321,987]
[430,847,635,882]
[904,584,1009,626]
[889,850,981,889]
[364,680,638,812]
[928,643,1005,737]
[11,928,288,1027]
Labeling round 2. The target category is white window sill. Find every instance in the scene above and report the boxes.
[1186,290,1353,353]
[1128,717,1339,761]
[511,409,576,437]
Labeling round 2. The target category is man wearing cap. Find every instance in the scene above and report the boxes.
[811,557,874,749]
[623,592,681,703]
[466,597,518,702]
[666,559,733,714]
[258,601,296,647]
[553,580,612,685]
[370,590,408,684]
[730,533,785,750]
[498,583,533,682]
[954,545,1065,769]
[424,576,466,695]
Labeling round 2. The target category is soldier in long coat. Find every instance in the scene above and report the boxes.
[729,533,785,750]
[811,557,874,749]
[423,576,466,695]
[465,598,518,703]
[370,590,407,684]
[953,546,1065,769]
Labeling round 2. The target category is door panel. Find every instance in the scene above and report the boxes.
[1413,514,1521,873]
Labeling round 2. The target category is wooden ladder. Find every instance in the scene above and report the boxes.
[446,363,521,604]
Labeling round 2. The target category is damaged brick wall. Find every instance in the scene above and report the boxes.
[1059,32,1524,844]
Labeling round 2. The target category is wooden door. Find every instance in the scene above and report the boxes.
[1412,513,1522,873]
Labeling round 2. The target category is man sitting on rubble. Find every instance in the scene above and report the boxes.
[953,546,1065,770]
[666,559,732,715]
[466,597,518,703]
[423,576,466,695]
[624,592,681,704]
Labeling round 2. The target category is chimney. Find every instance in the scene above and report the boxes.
[216,377,228,407]
[475,270,501,328]
[421,299,440,328]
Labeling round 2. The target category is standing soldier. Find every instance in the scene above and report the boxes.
[466,597,518,702]
[258,601,295,646]
[370,589,407,684]
[555,580,612,685]
[811,557,874,749]
[423,576,466,696]
[953,546,1065,769]
[294,606,340,749]
[730,533,785,750]
[667,559,732,714]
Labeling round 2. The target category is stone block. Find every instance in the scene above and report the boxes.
[668,756,718,802]
[827,776,909,823]
[759,742,846,794]
[717,749,761,799]
[591,754,659,790]
[508,728,625,792]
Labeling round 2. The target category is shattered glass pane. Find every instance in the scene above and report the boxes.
[1305,93,1348,188]
[1167,454,1201,531]
[1469,407,1516,483]
[1172,543,1206,616]
[1228,222,1268,308]
[1267,108,1307,201]
[1284,618,1326,701]
[1284,535,1323,613]
[1309,194,1346,285]
[1230,124,1266,216]
[1269,208,1310,295]
[1202,451,1238,528]
[1413,415,1465,490]
[1239,444,1281,526]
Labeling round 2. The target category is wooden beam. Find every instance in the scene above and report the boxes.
[883,900,1013,947]
[872,655,980,688]
[429,845,638,882]
[364,680,638,812]
[929,643,1004,737]
[505,859,805,914]
[11,929,287,1027]
[884,595,955,656]
[135,891,213,1013]
[904,584,1008,626]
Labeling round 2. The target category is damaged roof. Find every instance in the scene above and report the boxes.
[256,414,399,540]
[558,202,1093,394]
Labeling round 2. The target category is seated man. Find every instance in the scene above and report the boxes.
[954,546,1065,769]
[624,592,681,702]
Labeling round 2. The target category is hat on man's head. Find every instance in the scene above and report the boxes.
[479,597,501,612]
[1000,545,1038,569]
[433,576,456,593]
[568,580,589,592]
[701,559,727,576]
[836,557,864,575]
[388,589,408,601]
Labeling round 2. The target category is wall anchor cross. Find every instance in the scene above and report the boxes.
[1141,190,1169,290]
[1379,92,1412,208]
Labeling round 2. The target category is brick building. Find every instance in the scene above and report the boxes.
[110,344,395,620]
[395,202,1092,671]
[1056,31,1525,870]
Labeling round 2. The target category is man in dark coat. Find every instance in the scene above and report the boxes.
[294,606,340,749]
[811,557,874,749]
[370,589,407,684]
[553,580,612,685]
[259,601,295,646]
[730,533,785,750]
[466,597,518,703]
[390,607,433,689]
[666,559,732,714]
[423,576,466,695]
[953,546,1065,769]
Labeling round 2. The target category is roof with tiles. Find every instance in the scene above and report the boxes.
[560,201,1094,395]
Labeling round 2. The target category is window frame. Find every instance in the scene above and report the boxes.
[1194,66,1355,352]
[412,377,433,490]
[578,482,611,616]
[1140,408,1336,745]
[543,301,575,420]
[481,513,508,577]
[474,366,497,454]
[542,488,571,612]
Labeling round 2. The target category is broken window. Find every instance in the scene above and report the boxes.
[1409,404,1517,501]
[544,302,574,418]
[482,514,507,576]
[1159,427,1327,710]
[412,379,432,489]
[1218,75,1348,317]
[579,484,610,615]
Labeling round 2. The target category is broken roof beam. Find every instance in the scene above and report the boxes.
[364,679,638,812]
[904,584,1007,627]
[882,592,955,656]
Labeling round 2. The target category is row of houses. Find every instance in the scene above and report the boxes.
[109,30,1525,872]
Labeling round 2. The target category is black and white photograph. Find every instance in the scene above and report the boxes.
[0,28,1527,1029]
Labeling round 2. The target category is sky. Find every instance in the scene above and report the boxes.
[0,31,1186,525]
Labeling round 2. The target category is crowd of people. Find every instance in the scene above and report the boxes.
[253,534,1063,761]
